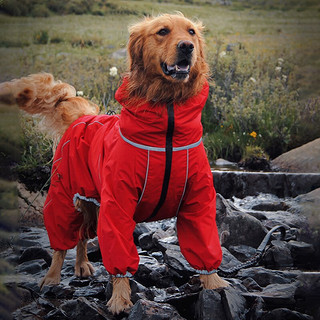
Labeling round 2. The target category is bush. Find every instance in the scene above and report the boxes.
[33,30,49,44]
[202,43,319,162]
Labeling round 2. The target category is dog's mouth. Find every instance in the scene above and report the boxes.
[161,60,191,80]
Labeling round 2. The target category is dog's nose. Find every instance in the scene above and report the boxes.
[177,40,194,55]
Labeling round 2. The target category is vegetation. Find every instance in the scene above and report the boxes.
[0,0,319,190]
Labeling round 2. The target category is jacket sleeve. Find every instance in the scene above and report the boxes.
[176,148,222,274]
[97,147,140,277]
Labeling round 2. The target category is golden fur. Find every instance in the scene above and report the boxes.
[0,13,228,315]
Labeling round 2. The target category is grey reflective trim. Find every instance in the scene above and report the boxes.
[72,121,86,128]
[119,128,202,152]
[88,120,105,127]
[176,149,189,216]
[193,269,218,275]
[137,150,149,205]
[73,193,100,208]
[113,272,133,278]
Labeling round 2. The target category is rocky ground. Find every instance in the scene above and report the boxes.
[1,180,320,320]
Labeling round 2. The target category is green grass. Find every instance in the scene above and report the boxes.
[0,0,319,182]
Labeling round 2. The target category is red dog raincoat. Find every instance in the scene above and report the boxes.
[43,79,222,277]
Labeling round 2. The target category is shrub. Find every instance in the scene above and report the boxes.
[33,30,49,44]
[202,43,318,162]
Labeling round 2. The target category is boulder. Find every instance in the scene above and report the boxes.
[271,138,320,173]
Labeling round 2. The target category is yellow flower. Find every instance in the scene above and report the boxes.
[250,131,257,138]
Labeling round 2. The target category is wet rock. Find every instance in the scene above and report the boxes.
[59,297,111,320]
[261,308,313,320]
[195,290,225,320]
[128,299,185,320]
[212,171,320,198]
[295,272,320,319]
[237,267,299,287]
[134,255,174,288]
[288,240,315,268]
[73,282,106,299]
[262,240,294,268]
[220,247,242,270]
[229,245,257,262]
[19,246,52,266]
[246,297,265,320]
[220,286,247,320]
[216,194,267,249]
[17,259,45,274]
[42,284,75,299]
[243,282,298,308]
[139,231,156,250]
[242,278,263,292]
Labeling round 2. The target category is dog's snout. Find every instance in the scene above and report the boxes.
[177,40,194,55]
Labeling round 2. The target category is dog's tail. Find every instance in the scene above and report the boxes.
[0,73,99,138]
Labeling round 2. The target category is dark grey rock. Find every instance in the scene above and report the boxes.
[261,308,313,320]
[288,240,315,268]
[220,247,242,270]
[237,267,299,287]
[229,245,257,262]
[243,283,298,308]
[19,246,52,266]
[221,286,247,320]
[195,289,226,320]
[246,297,265,320]
[139,231,156,250]
[242,278,263,292]
[42,284,75,299]
[17,259,44,274]
[59,297,111,320]
[73,283,106,299]
[128,299,185,320]
[263,240,294,268]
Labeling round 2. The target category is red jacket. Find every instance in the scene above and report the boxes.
[43,80,222,277]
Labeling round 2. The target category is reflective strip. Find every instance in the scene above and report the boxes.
[193,269,218,275]
[119,128,202,152]
[113,271,133,278]
[73,193,100,208]
[137,150,150,205]
[176,149,189,216]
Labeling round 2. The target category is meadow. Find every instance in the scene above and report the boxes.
[0,0,320,189]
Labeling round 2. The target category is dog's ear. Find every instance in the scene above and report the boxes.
[127,21,147,71]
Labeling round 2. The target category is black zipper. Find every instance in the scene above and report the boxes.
[146,102,174,221]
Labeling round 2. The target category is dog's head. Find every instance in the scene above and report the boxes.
[126,13,209,105]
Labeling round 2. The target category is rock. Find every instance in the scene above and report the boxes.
[261,308,313,320]
[17,259,45,274]
[246,297,265,320]
[271,138,320,173]
[195,290,226,320]
[212,171,320,198]
[19,246,52,266]
[220,247,242,270]
[59,297,111,320]
[41,284,75,299]
[216,194,267,249]
[243,283,298,308]
[237,267,299,287]
[128,299,185,320]
[229,245,257,262]
[262,240,294,268]
[139,231,156,250]
[220,286,247,320]
[288,240,315,268]
[242,278,263,292]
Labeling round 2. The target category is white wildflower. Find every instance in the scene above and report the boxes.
[219,51,226,58]
[278,58,284,65]
[76,91,84,96]
[249,77,257,83]
[282,75,287,81]
[109,66,118,77]
[275,66,282,73]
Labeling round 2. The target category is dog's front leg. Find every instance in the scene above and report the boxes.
[39,250,66,289]
[200,273,229,290]
[107,277,133,314]
[75,239,95,277]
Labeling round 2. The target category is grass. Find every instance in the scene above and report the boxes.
[0,0,319,185]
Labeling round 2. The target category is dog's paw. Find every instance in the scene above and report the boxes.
[39,274,61,290]
[74,261,95,278]
[107,296,133,315]
[200,273,229,290]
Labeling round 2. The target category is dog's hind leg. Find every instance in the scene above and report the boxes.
[39,250,67,289]
[75,239,95,278]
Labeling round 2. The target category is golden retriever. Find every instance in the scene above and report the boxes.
[0,13,228,315]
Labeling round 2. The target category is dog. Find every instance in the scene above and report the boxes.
[0,13,228,314]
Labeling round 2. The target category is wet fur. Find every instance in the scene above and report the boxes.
[0,13,227,315]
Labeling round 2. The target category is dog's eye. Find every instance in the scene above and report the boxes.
[157,28,170,36]
[188,28,196,35]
